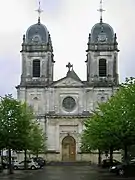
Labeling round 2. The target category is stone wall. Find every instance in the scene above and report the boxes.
[13,151,122,164]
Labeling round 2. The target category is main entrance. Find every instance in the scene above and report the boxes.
[62,136,76,161]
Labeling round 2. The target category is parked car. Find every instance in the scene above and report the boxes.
[31,157,46,167]
[12,160,18,164]
[2,160,18,169]
[102,159,121,168]
[13,160,40,170]
[130,158,135,162]
[109,161,135,177]
[2,160,9,169]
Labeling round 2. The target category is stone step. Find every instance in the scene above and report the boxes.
[46,161,91,166]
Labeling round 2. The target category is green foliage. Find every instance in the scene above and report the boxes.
[81,113,105,151]
[0,94,46,154]
[29,122,46,155]
[81,77,135,155]
[0,94,25,149]
[0,94,47,172]
[14,102,35,151]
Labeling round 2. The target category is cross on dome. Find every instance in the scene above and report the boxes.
[36,1,43,24]
[97,0,105,23]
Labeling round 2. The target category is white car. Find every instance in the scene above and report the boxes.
[12,160,18,164]
[13,160,40,170]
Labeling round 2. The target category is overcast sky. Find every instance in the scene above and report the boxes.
[0,0,135,97]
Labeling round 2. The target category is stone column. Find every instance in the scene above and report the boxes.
[55,123,59,152]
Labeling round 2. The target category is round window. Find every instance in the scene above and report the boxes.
[62,96,76,112]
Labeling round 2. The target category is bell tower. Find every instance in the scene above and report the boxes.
[86,0,119,87]
[20,2,55,87]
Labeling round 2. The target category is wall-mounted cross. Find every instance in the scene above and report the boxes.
[66,62,73,71]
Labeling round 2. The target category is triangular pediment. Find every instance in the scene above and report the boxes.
[52,77,84,87]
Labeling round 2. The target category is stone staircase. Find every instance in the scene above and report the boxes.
[46,161,91,166]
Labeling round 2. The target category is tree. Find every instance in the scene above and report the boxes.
[81,105,121,164]
[81,77,135,163]
[81,113,106,165]
[29,122,46,157]
[0,95,35,173]
[14,102,35,169]
[114,77,135,161]
[97,99,122,161]
[0,94,26,174]
[81,113,105,151]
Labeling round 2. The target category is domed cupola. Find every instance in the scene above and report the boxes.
[87,20,118,52]
[87,1,118,52]
[90,22,114,44]
[26,20,49,44]
[21,3,53,53]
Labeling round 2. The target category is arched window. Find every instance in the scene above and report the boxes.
[99,59,107,77]
[33,60,40,77]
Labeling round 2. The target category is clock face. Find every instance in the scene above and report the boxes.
[33,36,39,43]
[62,96,76,112]
[32,35,41,43]
[98,34,107,42]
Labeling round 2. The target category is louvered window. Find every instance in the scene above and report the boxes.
[33,60,40,77]
[99,59,107,77]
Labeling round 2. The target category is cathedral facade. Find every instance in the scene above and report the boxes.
[16,8,120,162]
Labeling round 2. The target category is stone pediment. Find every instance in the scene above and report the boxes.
[53,77,84,87]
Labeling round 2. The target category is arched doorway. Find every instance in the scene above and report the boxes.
[62,136,76,161]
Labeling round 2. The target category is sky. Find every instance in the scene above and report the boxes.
[0,0,135,97]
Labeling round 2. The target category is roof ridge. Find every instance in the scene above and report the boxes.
[66,69,81,82]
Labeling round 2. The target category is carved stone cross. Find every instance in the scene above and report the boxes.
[66,62,73,72]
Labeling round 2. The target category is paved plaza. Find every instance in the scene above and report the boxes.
[0,166,134,180]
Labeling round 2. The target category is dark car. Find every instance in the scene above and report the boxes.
[109,161,135,177]
[32,157,46,168]
[102,159,121,168]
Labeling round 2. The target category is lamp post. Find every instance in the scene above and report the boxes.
[44,115,47,137]
[44,115,48,156]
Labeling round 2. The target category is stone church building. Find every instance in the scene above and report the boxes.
[16,5,120,162]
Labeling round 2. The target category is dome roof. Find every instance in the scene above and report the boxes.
[26,21,49,44]
[90,22,114,43]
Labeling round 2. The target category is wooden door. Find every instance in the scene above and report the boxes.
[62,136,76,161]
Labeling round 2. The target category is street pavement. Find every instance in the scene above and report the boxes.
[0,169,39,179]
[0,166,135,180]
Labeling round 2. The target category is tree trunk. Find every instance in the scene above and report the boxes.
[28,152,31,159]
[1,149,3,164]
[36,150,39,158]
[24,150,27,170]
[8,149,13,174]
[0,150,3,172]
[105,150,109,159]
[110,146,113,164]
[98,149,102,166]
[124,145,128,163]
